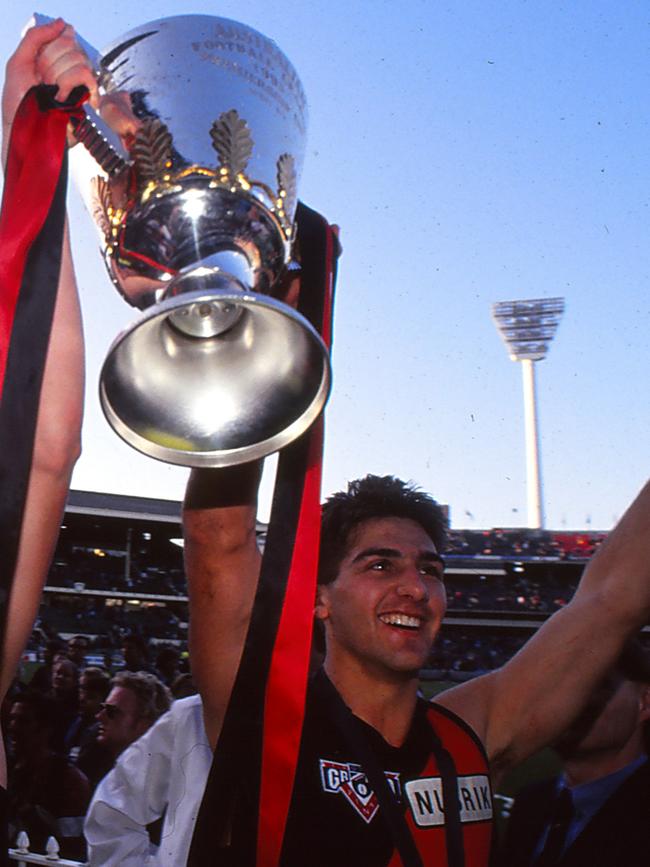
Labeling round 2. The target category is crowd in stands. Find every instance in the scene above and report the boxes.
[445,528,606,559]
[445,571,580,613]
[426,629,530,676]
[2,632,196,859]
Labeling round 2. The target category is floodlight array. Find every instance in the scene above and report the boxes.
[492,297,565,361]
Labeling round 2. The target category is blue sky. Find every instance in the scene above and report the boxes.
[2,1,648,528]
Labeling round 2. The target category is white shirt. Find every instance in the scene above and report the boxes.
[84,694,212,866]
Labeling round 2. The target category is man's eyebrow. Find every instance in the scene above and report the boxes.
[351,547,444,567]
[420,551,445,567]
[352,547,401,563]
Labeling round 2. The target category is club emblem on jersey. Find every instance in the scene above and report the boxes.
[320,759,400,823]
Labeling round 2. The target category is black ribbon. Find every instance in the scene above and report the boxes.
[0,140,68,662]
[188,202,337,866]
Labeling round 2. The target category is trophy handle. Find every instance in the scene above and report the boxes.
[30,13,130,176]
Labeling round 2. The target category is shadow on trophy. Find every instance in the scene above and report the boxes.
[40,14,331,467]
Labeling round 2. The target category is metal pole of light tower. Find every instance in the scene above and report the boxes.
[492,297,564,530]
[521,358,543,528]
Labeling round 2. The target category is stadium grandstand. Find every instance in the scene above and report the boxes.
[21,488,633,679]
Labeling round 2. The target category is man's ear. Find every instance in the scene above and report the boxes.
[314,584,330,621]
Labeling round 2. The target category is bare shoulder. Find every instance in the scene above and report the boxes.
[432,672,497,747]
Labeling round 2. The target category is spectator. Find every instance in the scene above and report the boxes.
[67,668,111,753]
[67,635,90,668]
[28,638,65,693]
[85,694,212,865]
[96,671,172,764]
[170,672,198,699]
[49,657,79,751]
[119,634,159,676]
[155,646,181,688]
[501,639,650,866]
[7,692,90,859]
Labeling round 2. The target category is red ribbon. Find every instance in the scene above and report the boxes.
[0,89,78,396]
[257,224,335,867]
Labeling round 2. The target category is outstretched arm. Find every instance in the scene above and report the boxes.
[183,462,264,747]
[0,19,96,748]
[438,479,650,778]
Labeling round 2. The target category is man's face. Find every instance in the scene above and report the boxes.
[78,675,104,716]
[8,702,41,753]
[316,517,446,682]
[52,659,77,695]
[96,685,149,756]
[556,672,650,759]
[67,638,87,666]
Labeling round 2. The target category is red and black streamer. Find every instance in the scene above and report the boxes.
[188,203,338,867]
[0,86,83,661]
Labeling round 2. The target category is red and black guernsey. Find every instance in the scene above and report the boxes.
[226,670,493,867]
[391,704,494,867]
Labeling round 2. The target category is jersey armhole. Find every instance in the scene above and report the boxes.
[426,699,490,765]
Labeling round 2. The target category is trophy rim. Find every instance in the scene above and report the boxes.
[98,290,332,468]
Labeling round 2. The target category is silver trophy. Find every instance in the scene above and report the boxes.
[58,14,330,467]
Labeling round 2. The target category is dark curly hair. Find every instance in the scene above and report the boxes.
[317,474,447,586]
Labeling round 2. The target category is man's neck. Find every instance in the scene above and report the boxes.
[563,742,647,787]
[323,657,420,747]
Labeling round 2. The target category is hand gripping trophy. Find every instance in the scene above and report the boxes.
[48,14,331,467]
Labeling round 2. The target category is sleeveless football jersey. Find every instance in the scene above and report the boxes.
[278,671,493,866]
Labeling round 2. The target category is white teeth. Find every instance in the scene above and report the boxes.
[379,613,422,628]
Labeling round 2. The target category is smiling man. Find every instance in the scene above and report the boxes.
[184,463,650,866]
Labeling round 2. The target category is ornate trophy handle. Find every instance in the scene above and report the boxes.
[31,13,129,176]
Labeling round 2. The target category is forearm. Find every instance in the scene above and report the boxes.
[183,462,263,746]
[31,222,84,475]
[0,224,83,699]
[574,478,650,626]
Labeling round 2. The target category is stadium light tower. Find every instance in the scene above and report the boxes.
[492,297,564,530]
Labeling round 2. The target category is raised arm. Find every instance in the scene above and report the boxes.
[183,462,263,746]
[438,479,650,778]
[0,21,96,774]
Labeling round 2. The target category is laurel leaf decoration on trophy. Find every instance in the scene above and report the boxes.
[90,176,112,243]
[210,110,254,179]
[131,118,174,185]
[90,176,123,248]
[276,153,297,226]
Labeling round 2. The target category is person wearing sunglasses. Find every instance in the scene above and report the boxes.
[95,671,171,764]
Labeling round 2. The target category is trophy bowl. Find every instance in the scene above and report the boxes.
[68,15,331,466]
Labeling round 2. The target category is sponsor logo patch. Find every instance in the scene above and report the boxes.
[320,759,401,824]
[405,775,492,827]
